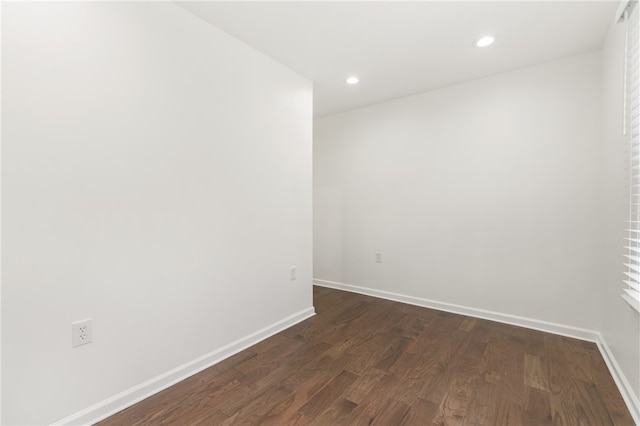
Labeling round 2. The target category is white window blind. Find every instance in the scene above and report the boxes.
[623,0,640,313]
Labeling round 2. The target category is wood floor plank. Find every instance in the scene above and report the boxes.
[482,335,526,406]
[458,317,477,332]
[544,333,572,393]
[386,350,442,403]
[432,355,482,426]
[259,370,333,425]
[547,377,616,426]
[573,378,615,426]
[560,337,595,383]
[523,387,552,426]
[585,349,635,425]
[313,397,358,424]
[339,375,405,425]
[370,399,411,425]
[342,368,387,404]
[462,335,487,360]
[463,380,501,426]
[494,398,523,425]
[523,329,546,358]
[298,370,358,418]
[399,397,439,425]
[524,353,550,392]
[374,334,412,371]
[98,286,633,426]
[222,385,293,425]
[191,409,230,425]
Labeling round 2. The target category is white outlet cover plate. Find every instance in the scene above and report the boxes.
[72,319,93,348]
[290,266,296,281]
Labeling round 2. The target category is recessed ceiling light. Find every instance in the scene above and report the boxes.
[475,36,495,48]
[346,76,359,85]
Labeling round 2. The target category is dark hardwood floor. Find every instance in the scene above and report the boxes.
[98,286,635,425]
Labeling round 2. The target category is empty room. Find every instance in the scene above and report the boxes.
[2,1,640,425]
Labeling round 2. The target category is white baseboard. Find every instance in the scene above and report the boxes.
[313,279,599,341]
[52,307,316,426]
[314,278,639,424]
[596,335,640,425]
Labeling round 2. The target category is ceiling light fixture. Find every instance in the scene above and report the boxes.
[346,76,359,85]
[475,36,495,48]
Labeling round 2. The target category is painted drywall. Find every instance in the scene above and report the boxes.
[601,20,640,403]
[2,2,312,424]
[314,52,603,331]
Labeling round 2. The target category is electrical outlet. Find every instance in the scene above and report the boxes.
[375,252,382,263]
[72,319,92,348]
[290,266,297,281]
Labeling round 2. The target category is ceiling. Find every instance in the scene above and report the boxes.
[178,1,618,117]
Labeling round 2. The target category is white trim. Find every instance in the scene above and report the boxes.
[617,0,632,23]
[313,278,640,424]
[622,292,640,314]
[313,279,598,341]
[596,335,640,425]
[51,307,316,426]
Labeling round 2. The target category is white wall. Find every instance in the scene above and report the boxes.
[2,3,312,425]
[314,52,603,331]
[601,20,640,403]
